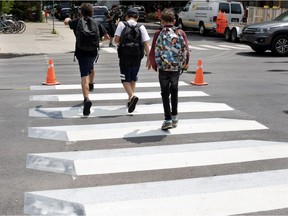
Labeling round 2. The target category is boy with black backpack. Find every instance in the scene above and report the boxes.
[64,3,110,116]
[148,8,190,130]
[114,8,150,113]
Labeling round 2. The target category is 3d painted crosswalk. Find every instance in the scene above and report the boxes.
[30,91,208,102]
[26,140,288,176]
[26,79,288,216]
[29,102,233,118]
[24,169,288,215]
[30,81,189,90]
[99,44,251,53]
[28,118,267,142]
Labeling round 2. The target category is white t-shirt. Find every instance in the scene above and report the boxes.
[115,20,150,43]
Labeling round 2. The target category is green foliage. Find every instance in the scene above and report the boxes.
[0,0,14,14]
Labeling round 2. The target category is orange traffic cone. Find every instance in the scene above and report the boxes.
[42,59,60,85]
[191,60,208,86]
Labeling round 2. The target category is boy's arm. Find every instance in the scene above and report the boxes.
[180,29,190,67]
[148,31,160,71]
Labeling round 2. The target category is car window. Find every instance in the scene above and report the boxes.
[219,3,229,13]
[274,11,288,21]
[231,4,241,14]
[93,7,107,15]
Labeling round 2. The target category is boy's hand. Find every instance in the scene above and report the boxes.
[64,17,71,25]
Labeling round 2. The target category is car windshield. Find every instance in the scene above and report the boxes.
[93,7,107,15]
[132,6,145,12]
[274,11,288,21]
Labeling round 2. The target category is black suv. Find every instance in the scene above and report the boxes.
[240,11,288,56]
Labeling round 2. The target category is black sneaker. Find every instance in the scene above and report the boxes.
[128,96,138,113]
[89,83,94,92]
[109,43,115,47]
[83,98,92,116]
[161,120,173,130]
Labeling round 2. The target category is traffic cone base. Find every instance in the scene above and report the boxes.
[191,60,208,86]
[42,59,60,85]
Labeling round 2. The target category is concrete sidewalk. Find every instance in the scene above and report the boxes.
[0,17,76,55]
[0,16,160,55]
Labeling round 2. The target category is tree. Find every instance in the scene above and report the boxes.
[0,0,14,15]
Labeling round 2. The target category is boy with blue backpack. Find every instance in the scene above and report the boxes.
[148,8,190,130]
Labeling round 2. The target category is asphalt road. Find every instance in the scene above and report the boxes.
[1,29,288,215]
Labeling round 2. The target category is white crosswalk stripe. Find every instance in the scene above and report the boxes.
[29,102,233,118]
[30,91,208,102]
[28,118,267,142]
[25,77,288,216]
[30,81,189,90]
[27,140,288,176]
[100,45,251,53]
[25,169,288,215]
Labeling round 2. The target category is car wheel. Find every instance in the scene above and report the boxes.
[224,27,231,41]
[251,46,267,53]
[271,35,288,56]
[231,28,238,42]
[199,23,206,36]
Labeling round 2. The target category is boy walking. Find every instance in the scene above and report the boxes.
[64,3,110,116]
[148,8,190,130]
[114,8,150,113]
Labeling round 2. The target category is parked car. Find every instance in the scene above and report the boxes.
[127,5,146,22]
[59,8,71,20]
[92,6,109,30]
[240,11,288,56]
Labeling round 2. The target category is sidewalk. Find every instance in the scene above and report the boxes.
[0,17,75,55]
[0,16,160,56]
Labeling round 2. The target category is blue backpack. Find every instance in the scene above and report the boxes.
[155,27,188,72]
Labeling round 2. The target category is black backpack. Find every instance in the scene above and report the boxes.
[76,17,100,52]
[117,21,144,67]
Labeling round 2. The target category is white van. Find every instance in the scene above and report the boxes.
[178,0,244,35]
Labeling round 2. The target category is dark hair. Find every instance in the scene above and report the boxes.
[127,14,139,19]
[161,8,175,23]
[80,3,93,17]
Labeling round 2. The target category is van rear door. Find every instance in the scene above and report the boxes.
[230,3,244,22]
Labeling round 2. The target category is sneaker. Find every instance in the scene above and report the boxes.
[109,43,115,47]
[127,101,131,107]
[161,120,173,130]
[128,96,138,113]
[89,83,94,92]
[83,98,92,116]
[172,115,179,128]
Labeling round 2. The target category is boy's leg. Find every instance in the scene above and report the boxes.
[89,68,95,92]
[159,70,172,120]
[77,56,95,116]
[170,71,180,116]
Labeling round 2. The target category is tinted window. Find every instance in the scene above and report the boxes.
[219,3,229,13]
[231,4,241,14]
[93,7,108,15]
[274,11,288,21]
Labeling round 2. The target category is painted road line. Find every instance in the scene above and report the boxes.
[234,44,250,48]
[218,44,250,50]
[27,140,288,175]
[29,102,233,118]
[188,45,209,50]
[28,118,267,141]
[30,81,189,90]
[29,91,209,102]
[24,169,288,215]
[199,45,230,50]
[99,47,117,53]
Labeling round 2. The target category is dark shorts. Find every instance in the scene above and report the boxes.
[76,56,96,77]
[120,64,140,82]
